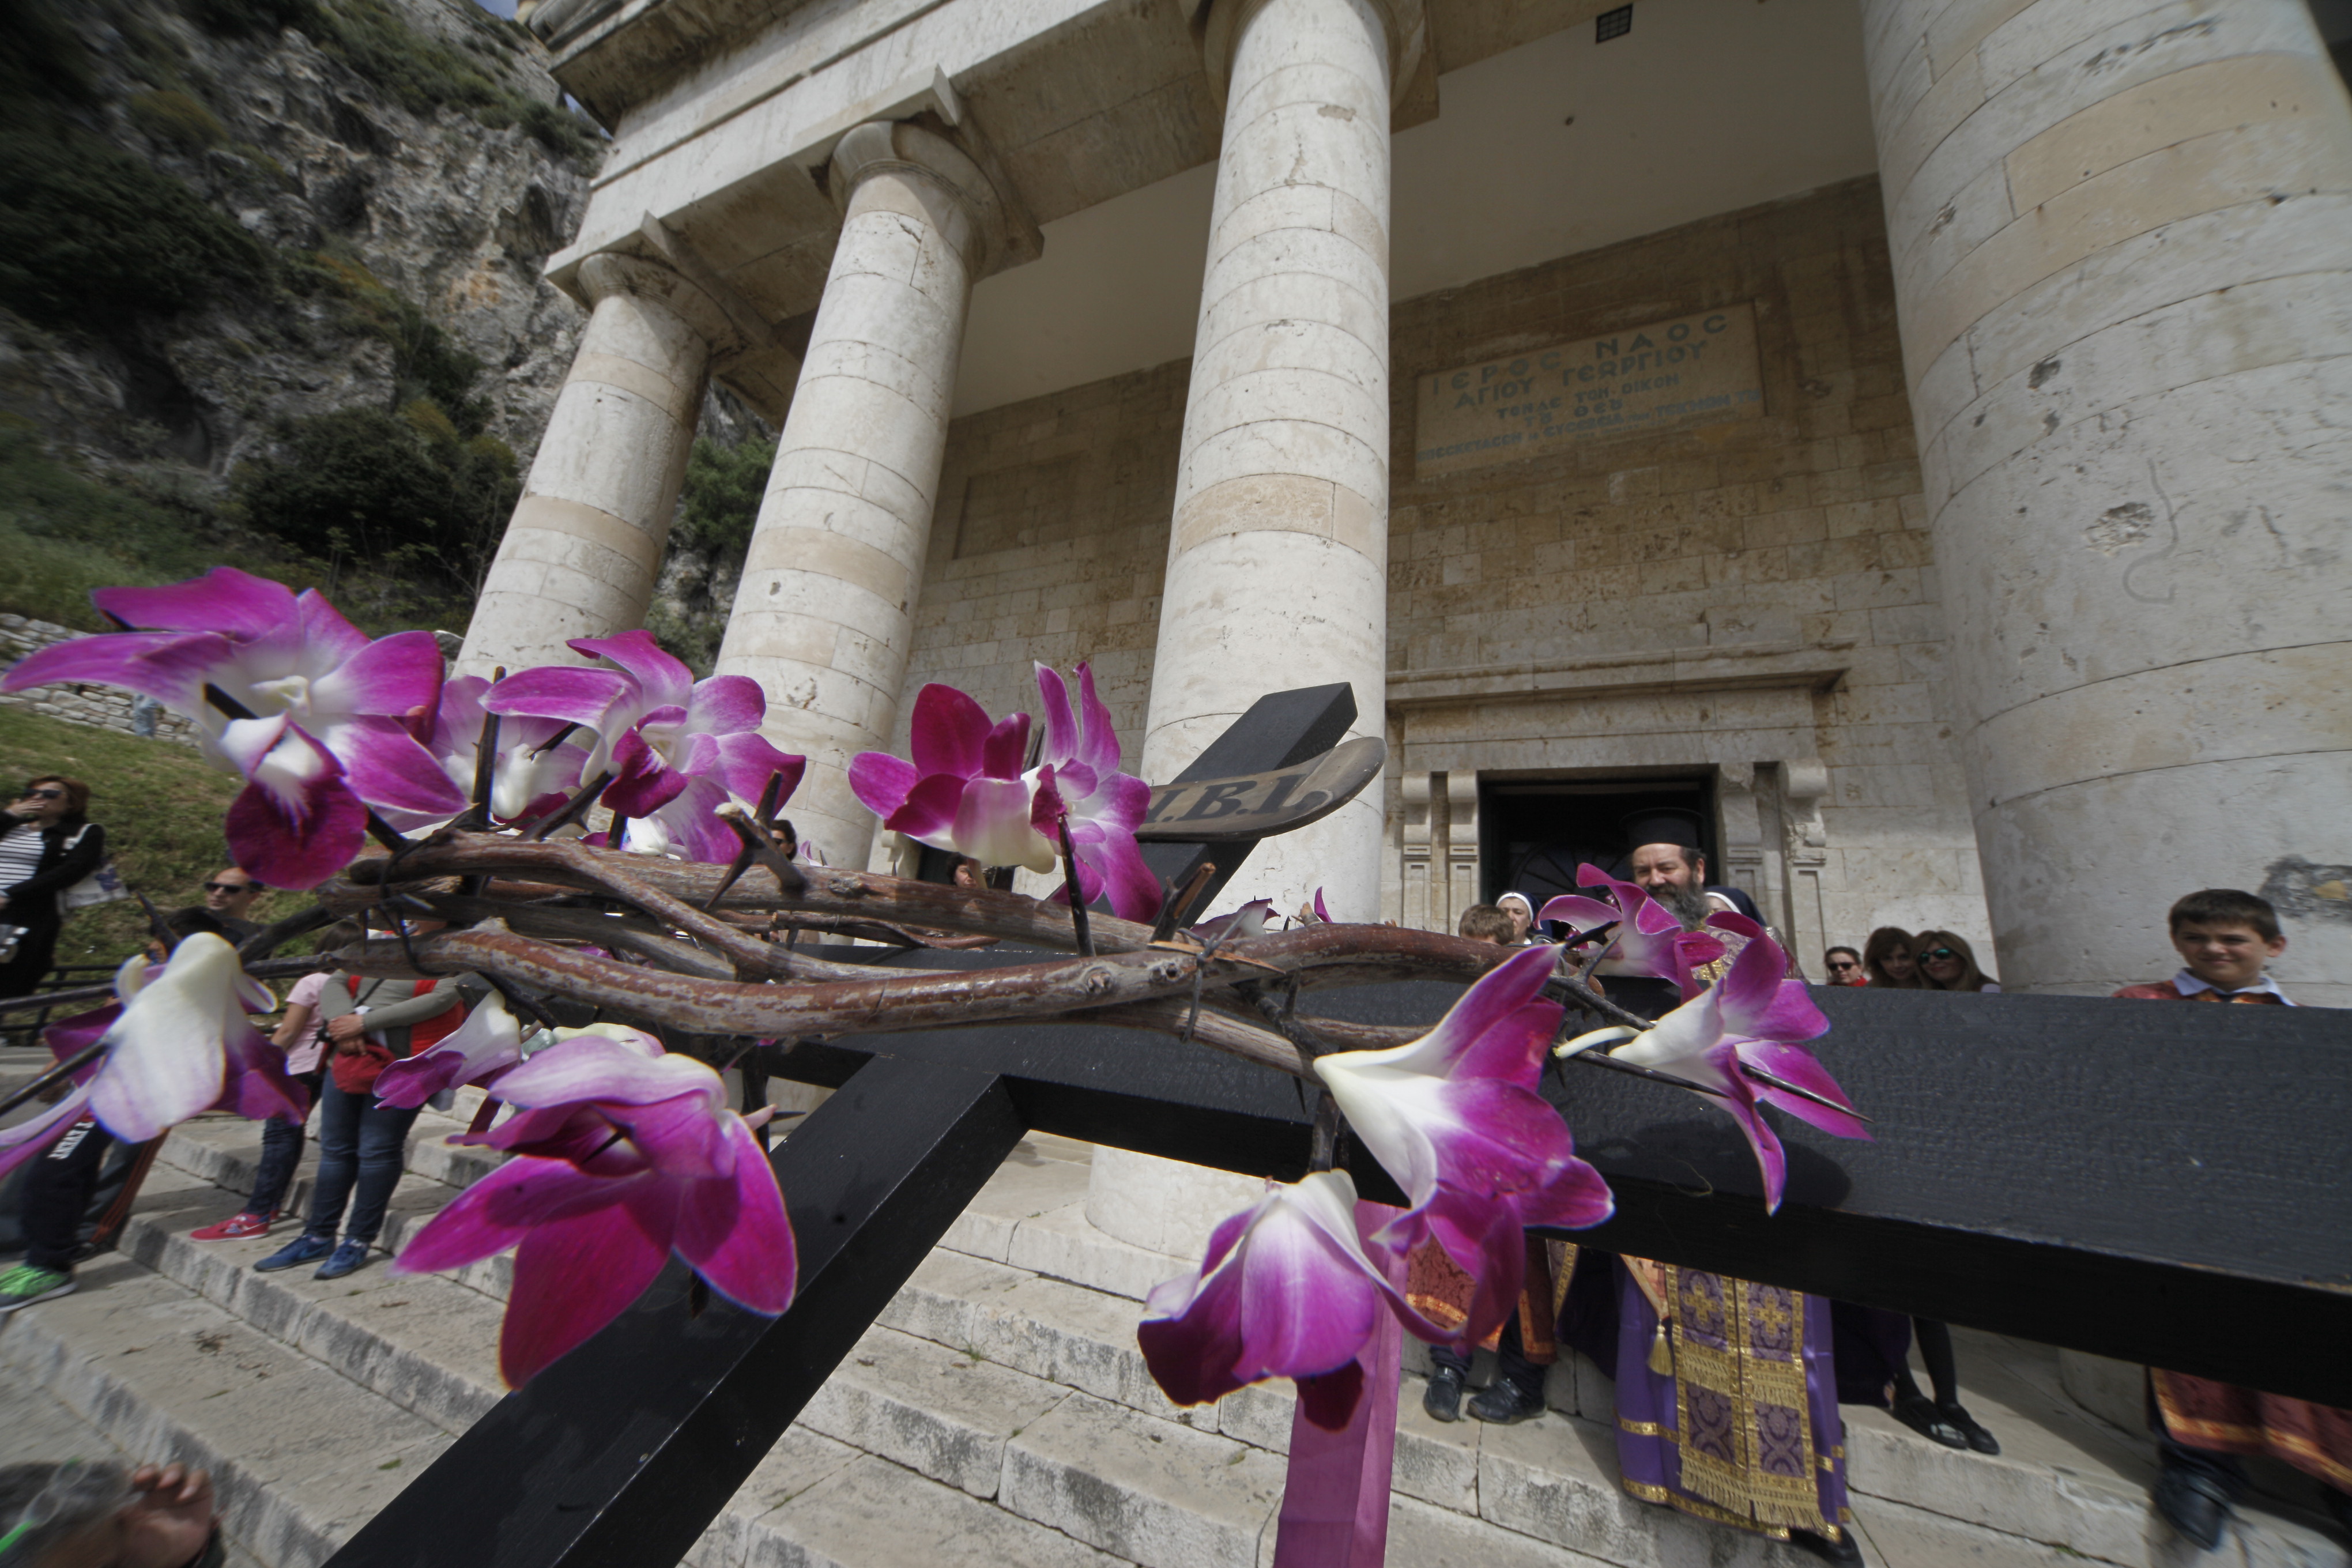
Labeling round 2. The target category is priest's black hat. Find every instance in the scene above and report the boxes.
[1621,806,1706,855]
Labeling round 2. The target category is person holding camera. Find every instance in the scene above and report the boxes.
[0,777,105,1001]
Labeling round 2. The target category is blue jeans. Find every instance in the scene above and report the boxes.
[303,1076,421,1246]
[247,1070,322,1217]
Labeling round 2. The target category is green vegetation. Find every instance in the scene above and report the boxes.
[646,436,775,675]
[126,88,228,152]
[233,405,518,599]
[284,248,493,432]
[0,125,273,333]
[0,428,225,630]
[0,707,315,967]
[178,0,599,166]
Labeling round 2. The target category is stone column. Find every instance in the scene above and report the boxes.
[458,254,721,677]
[1137,0,1420,924]
[1085,0,1422,1280]
[713,122,1004,868]
[1861,0,2352,1001]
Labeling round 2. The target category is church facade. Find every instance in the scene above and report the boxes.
[463,0,2352,1006]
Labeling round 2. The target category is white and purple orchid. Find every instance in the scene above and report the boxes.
[1561,934,1868,1212]
[1539,864,1725,997]
[390,1025,794,1385]
[372,991,532,1111]
[0,570,463,887]
[400,674,593,831]
[0,936,307,1179]
[485,632,805,864]
[1139,1171,1433,1430]
[849,663,1158,921]
[1311,945,1614,1346]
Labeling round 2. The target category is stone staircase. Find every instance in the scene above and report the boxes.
[0,1088,2345,1568]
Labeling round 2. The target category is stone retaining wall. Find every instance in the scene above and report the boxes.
[0,616,199,745]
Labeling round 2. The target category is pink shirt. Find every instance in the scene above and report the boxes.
[280,970,331,1075]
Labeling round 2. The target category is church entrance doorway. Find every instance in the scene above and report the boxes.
[1480,774,1718,908]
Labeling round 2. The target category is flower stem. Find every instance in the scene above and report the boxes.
[1054,813,1094,958]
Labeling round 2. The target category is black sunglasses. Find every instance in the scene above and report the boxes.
[21,788,64,801]
[203,881,256,894]
[1827,958,1860,968]
[1920,947,1959,961]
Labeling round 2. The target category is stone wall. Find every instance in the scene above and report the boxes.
[1382,175,1988,962]
[896,178,1993,964]
[899,359,1190,757]
[0,618,198,745]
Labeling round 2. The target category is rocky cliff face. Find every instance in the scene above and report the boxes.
[1,0,591,479]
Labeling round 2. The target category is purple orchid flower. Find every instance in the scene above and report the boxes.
[389,1026,794,1385]
[0,936,306,1179]
[394,675,591,831]
[1311,945,1614,1347]
[1539,863,1724,997]
[1560,934,1868,1212]
[1138,1171,1436,1430]
[485,632,805,864]
[0,570,463,888]
[849,664,1159,921]
[372,991,530,1110]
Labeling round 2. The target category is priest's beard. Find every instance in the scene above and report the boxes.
[1655,879,1711,931]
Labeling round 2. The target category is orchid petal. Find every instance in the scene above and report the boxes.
[95,567,296,636]
[1535,894,1619,933]
[907,684,993,779]
[313,629,444,724]
[391,1155,633,1273]
[484,664,634,728]
[570,631,693,711]
[491,1033,723,1114]
[500,1200,673,1386]
[1073,663,1122,777]
[328,718,469,815]
[881,772,965,845]
[1034,663,1079,769]
[674,1116,796,1314]
[956,777,1056,872]
[85,935,260,1140]
[980,713,1030,782]
[847,751,921,819]
[376,993,524,1110]
[603,728,688,817]
[1717,937,1828,1042]
[1737,1041,1870,1140]
[682,673,764,737]
[1,630,227,708]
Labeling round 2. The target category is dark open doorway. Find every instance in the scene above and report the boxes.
[1480,774,1717,907]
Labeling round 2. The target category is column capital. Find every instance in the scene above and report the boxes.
[575,251,744,357]
[1198,0,1426,112]
[827,120,1020,277]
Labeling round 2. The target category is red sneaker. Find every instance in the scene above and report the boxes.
[190,1212,274,1241]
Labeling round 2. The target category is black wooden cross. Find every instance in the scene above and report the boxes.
[322,689,2352,1568]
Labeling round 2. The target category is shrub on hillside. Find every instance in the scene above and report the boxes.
[127,89,230,153]
[236,406,518,592]
[0,126,272,331]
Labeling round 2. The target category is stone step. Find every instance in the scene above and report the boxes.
[107,1116,2352,1568]
[0,1250,457,1568]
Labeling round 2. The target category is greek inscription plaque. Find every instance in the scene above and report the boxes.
[1414,303,1763,478]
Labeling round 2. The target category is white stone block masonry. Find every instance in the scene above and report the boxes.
[1859,0,2352,1001]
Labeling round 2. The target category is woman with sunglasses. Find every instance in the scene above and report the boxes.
[1911,930,2001,993]
[0,776,104,1001]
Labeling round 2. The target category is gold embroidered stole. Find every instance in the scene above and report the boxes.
[1666,1267,1829,1531]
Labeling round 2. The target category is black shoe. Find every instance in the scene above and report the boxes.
[2154,1458,2233,1551]
[1422,1365,1465,1423]
[1789,1526,1865,1565]
[1936,1401,1999,1455]
[1468,1373,1545,1424]
[1890,1393,1967,1449]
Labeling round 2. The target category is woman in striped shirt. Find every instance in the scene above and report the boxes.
[0,775,105,1000]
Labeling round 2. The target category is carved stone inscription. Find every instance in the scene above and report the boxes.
[1414,304,1764,477]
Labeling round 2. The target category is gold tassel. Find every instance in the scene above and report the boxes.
[1649,1320,1675,1376]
